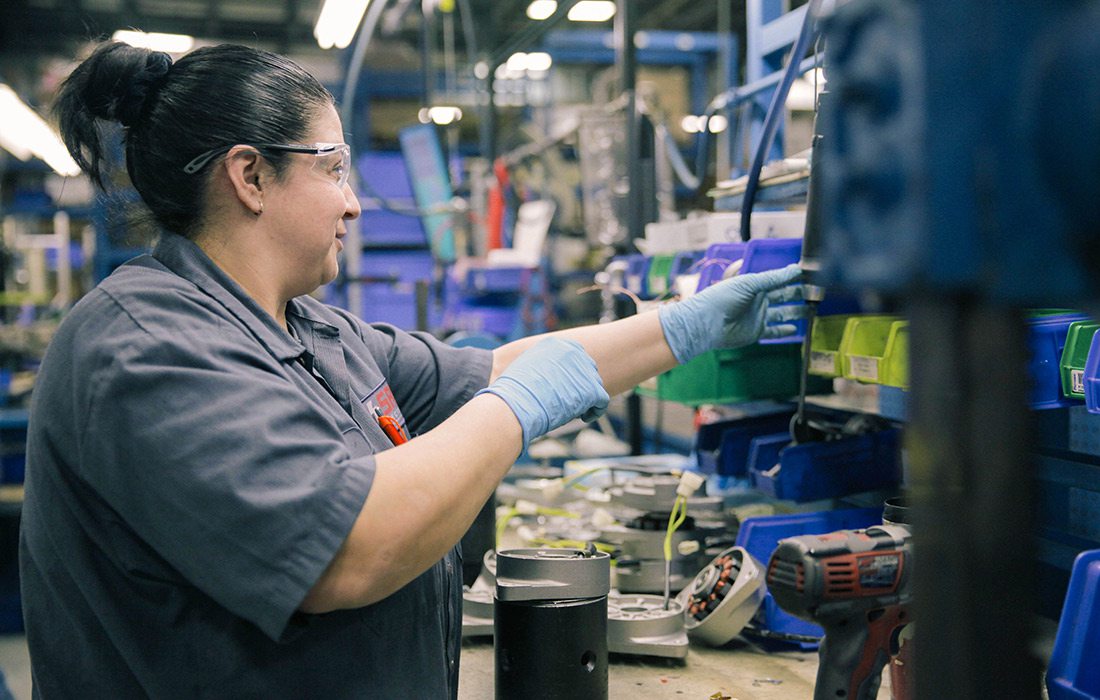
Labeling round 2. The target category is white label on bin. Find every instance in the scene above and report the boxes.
[810,351,836,374]
[849,355,880,381]
[1072,369,1085,394]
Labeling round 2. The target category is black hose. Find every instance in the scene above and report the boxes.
[738,0,823,242]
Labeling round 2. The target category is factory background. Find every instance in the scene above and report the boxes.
[0,0,1096,698]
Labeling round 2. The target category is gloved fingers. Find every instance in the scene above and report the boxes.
[761,323,800,339]
[578,389,611,423]
[765,303,811,324]
[735,263,803,294]
[765,283,805,305]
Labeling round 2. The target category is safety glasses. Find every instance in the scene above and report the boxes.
[182,142,352,189]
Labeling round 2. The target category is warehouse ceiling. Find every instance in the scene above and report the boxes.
[0,0,744,60]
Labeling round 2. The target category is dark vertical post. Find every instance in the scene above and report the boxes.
[908,300,1038,699]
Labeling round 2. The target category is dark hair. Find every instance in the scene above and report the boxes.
[53,42,334,237]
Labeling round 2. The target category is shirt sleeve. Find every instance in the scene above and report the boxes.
[350,320,493,435]
[79,320,373,642]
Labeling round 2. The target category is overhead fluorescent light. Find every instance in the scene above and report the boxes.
[526,0,557,20]
[525,52,553,72]
[418,106,463,126]
[0,84,81,177]
[567,1,616,22]
[314,0,371,50]
[112,30,194,54]
[680,114,728,135]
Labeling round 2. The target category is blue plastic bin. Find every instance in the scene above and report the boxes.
[1032,313,1089,410]
[1047,549,1100,700]
[670,250,704,294]
[750,428,902,502]
[736,508,884,645]
[624,255,653,299]
[0,410,28,485]
[739,238,802,275]
[694,410,795,477]
[465,267,533,295]
[696,243,746,291]
[742,238,806,345]
[746,432,792,476]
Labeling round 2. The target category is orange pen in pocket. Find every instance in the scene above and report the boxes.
[374,407,408,446]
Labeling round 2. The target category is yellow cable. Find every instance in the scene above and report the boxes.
[663,495,688,562]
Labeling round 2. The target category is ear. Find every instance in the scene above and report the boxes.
[222,146,268,216]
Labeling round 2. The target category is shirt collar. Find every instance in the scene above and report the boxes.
[150,233,321,362]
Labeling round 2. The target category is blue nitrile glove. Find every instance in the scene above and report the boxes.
[658,263,807,364]
[476,337,610,451]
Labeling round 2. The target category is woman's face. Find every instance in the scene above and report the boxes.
[264,103,360,295]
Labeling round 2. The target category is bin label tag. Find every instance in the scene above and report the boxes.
[810,351,836,374]
[849,355,880,381]
[1072,369,1085,394]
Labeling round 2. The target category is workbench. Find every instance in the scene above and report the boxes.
[458,635,894,699]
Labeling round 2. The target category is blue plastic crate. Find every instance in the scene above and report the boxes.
[696,243,746,291]
[750,428,902,502]
[746,432,791,476]
[736,508,884,645]
[1047,549,1100,700]
[465,267,533,295]
[0,411,28,485]
[879,386,909,422]
[1032,313,1088,410]
[623,255,654,299]
[694,410,795,477]
[740,238,802,275]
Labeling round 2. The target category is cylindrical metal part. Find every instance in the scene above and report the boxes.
[495,549,610,700]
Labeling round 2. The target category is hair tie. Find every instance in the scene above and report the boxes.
[116,51,173,128]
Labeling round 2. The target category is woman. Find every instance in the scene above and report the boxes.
[22,42,803,698]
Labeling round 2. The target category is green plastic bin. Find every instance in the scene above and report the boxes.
[646,255,676,298]
[808,315,853,378]
[880,321,909,389]
[839,315,905,384]
[1060,321,1100,399]
[637,343,828,406]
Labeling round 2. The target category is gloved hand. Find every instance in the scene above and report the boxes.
[476,337,610,451]
[658,263,806,364]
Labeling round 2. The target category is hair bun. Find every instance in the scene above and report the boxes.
[115,50,173,127]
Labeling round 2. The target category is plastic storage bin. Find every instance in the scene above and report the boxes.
[1061,322,1100,400]
[808,315,854,378]
[696,243,746,291]
[1031,313,1088,410]
[624,255,653,299]
[0,411,27,485]
[646,254,676,298]
[735,508,885,645]
[750,428,902,502]
[739,237,802,274]
[880,321,910,389]
[637,343,827,407]
[839,316,905,384]
[694,411,795,477]
[1046,548,1100,700]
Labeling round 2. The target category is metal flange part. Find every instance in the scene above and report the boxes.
[607,594,689,659]
[461,587,495,638]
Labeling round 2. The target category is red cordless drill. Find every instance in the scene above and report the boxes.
[767,525,913,700]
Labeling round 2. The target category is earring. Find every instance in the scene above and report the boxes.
[256,198,263,216]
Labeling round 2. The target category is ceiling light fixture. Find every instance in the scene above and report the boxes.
[526,0,557,20]
[567,1,616,22]
[112,30,195,54]
[0,84,81,177]
[315,0,371,50]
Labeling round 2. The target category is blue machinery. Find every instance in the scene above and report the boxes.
[817,1,1100,698]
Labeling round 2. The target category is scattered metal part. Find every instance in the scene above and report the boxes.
[461,587,494,638]
[608,475,724,515]
[680,546,767,647]
[752,678,783,686]
[607,593,689,659]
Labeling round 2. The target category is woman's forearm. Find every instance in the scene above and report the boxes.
[491,311,678,396]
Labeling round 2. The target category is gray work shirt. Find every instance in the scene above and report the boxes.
[19,233,492,698]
